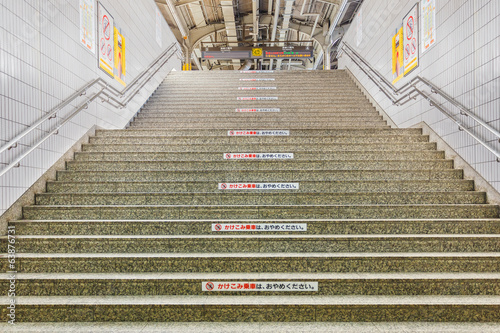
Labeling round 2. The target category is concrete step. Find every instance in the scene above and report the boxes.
[22,204,499,220]
[8,234,499,253]
[134,113,383,121]
[1,322,499,333]
[154,87,363,93]
[139,106,377,112]
[81,142,439,153]
[73,151,445,162]
[1,273,498,296]
[131,116,386,125]
[56,169,463,182]
[10,219,500,236]
[34,192,487,206]
[136,110,379,117]
[4,253,500,273]
[147,94,367,100]
[47,180,472,194]
[93,128,423,137]
[128,121,389,129]
[88,135,430,145]
[143,98,373,105]
[1,295,499,322]
[64,160,455,172]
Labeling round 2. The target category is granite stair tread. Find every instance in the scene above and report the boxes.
[11,252,500,258]
[9,234,500,239]
[3,70,499,323]
[1,322,500,333]
[3,272,500,279]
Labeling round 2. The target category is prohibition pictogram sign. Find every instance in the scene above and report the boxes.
[214,224,222,231]
[406,16,414,40]
[220,183,227,189]
[102,15,111,40]
[225,153,231,159]
[229,131,234,136]
[107,45,113,61]
[100,38,106,55]
[205,282,215,290]
[405,44,410,60]
[411,38,417,54]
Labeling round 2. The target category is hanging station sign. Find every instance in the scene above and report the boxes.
[202,47,313,59]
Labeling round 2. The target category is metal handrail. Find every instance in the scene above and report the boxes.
[0,43,182,177]
[340,42,500,162]
[342,43,500,141]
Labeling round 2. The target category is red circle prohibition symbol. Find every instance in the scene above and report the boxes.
[229,131,234,136]
[225,153,231,159]
[100,38,106,55]
[411,38,417,54]
[405,44,410,60]
[406,16,414,40]
[215,223,222,231]
[220,183,227,189]
[107,45,113,61]
[206,282,214,291]
[102,15,111,40]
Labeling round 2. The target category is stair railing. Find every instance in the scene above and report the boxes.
[0,43,182,178]
[340,42,500,162]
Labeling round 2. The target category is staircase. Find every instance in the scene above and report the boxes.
[1,70,499,326]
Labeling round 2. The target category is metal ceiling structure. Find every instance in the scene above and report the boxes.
[155,0,363,70]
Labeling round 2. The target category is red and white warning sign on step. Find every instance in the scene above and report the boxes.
[235,108,280,112]
[218,183,299,190]
[237,96,278,101]
[223,153,293,160]
[403,4,419,75]
[212,223,307,232]
[98,3,114,77]
[202,281,318,291]
[227,130,289,136]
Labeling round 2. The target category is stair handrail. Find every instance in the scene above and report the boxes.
[340,42,500,162]
[0,43,182,178]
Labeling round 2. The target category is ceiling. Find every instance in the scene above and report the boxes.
[155,0,362,70]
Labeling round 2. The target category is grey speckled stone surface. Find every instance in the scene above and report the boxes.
[3,70,500,324]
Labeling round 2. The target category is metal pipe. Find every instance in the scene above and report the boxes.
[252,0,259,43]
[324,0,348,70]
[0,43,180,175]
[0,87,105,178]
[300,0,321,40]
[269,0,282,69]
[165,0,189,37]
[343,42,500,141]
[342,46,500,162]
[0,79,100,155]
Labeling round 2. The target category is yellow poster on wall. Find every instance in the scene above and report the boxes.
[392,27,404,84]
[114,28,126,86]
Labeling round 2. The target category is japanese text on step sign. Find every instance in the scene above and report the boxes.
[224,153,293,159]
[203,281,318,291]
[228,130,289,136]
[212,223,308,232]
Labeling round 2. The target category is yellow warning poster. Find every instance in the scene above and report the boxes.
[114,28,126,86]
[392,27,404,84]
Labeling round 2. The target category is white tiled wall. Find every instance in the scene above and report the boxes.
[339,0,500,193]
[0,0,182,216]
